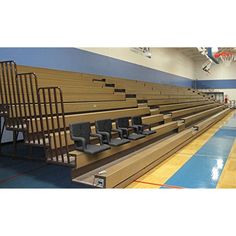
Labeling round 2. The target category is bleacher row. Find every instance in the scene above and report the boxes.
[0,61,231,188]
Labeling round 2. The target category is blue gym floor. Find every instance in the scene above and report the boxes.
[162,113,236,188]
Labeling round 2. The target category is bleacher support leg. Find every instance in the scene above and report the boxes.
[12,130,19,157]
[0,117,6,153]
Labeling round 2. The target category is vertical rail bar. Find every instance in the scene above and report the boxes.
[9,62,18,120]
[23,74,35,143]
[4,62,15,126]
[19,74,27,121]
[58,88,70,163]
[0,117,6,154]
[0,66,5,107]
[1,63,11,126]
[25,74,37,143]
[29,73,41,144]
[15,72,23,128]
[17,73,30,142]
[0,117,5,144]
[47,88,59,162]
[39,88,54,160]
[37,89,45,147]
[53,88,64,162]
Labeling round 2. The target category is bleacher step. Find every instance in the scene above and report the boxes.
[150,108,160,115]
[73,129,193,188]
[70,121,179,178]
[163,114,172,123]
[138,103,148,108]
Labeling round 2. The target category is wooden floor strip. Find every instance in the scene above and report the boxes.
[134,180,184,189]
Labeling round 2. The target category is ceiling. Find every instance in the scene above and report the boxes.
[177,48,206,62]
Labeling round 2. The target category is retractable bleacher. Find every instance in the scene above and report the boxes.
[0,61,231,188]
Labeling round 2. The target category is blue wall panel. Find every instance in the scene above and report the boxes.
[0,48,193,87]
[197,79,236,89]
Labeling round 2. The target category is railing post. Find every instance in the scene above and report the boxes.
[37,87,70,164]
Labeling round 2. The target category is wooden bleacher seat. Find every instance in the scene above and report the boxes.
[147,98,207,107]
[170,103,219,118]
[181,105,225,126]
[27,107,151,134]
[193,108,231,131]
[10,99,138,117]
[150,108,160,115]
[158,100,214,113]
[142,114,164,126]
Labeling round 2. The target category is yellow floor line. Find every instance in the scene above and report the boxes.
[217,139,236,188]
[127,111,235,189]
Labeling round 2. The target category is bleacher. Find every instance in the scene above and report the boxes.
[0,61,231,188]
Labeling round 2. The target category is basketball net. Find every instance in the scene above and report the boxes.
[214,51,235,67]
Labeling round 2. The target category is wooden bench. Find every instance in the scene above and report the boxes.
[158,101,213,112]
[150,108,160,115]
[142,114,164,125]
[27,107,151,134]
[136,94,203,100]
[170,103,219,118]
[181,105,225,126]
[10,99,138,117]
[148,99,208,107]
[8,91,126,103]
[193,108,231,131]
[59,93,126,102]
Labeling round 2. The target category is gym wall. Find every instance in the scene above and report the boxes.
[195,62,236,100]
[0,48,194,87]
[82,48,195,81]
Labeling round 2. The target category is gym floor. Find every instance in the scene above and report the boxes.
[0,111,236,188]
[127,110,236,188]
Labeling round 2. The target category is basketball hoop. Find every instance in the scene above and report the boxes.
[214,51,235,66]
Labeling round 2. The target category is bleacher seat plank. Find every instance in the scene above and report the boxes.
[10,99,138,117]
[28,107,151,134]
[181,105,225,126]
[163,114,172,123]
[150,108,160,115]
[138,103,148,108]
[142,114,164,125]
[170,103,219,118]
[62,93,126,102]
[193,108,231,131]
[148,98,206,106]
[158,101,213,112]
